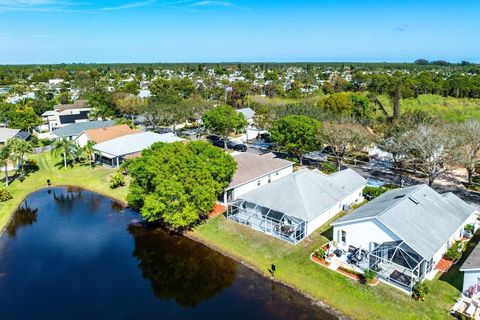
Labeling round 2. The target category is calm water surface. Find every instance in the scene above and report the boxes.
[0,187,335,320]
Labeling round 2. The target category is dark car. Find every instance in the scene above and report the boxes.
[212,140,247,152]
[231,143,247,152]
[207,134,221,142]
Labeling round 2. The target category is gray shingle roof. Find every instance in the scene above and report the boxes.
[333,184,477,260]
[239,168,366,222]
[228,152,293,188]
[0,128,20,143]
[236,108,255,120]
[93,132,185,157]
[52,120,116,138]
[461,242,480,270]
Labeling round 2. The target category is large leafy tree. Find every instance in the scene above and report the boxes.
[0,103,41,132]
[149,78,195,98]
[270,115,321,164]
[127,141,236,231]
[202,105,247,149]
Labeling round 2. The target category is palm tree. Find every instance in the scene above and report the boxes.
[51,138,76,169]
[82,141,96,170]
[0,146,11,187]
[8,138,33,175]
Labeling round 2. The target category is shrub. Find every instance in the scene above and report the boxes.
[110,173,126,189]
[445,241,463,261]
[0,187,12,202]
[465,224,475,234]
[412,281,430,301]
[363,269,377,284]
[321,161,337,174]
[363,186,389,199]
[313,248,326,260]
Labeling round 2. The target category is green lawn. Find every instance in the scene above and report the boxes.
[0,151,471,319]
[191,214,473,320]
[0,152,128,232]
[378,94,480,122]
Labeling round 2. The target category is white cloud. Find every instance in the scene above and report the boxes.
[190,1,240,9]
[101,0,155,11]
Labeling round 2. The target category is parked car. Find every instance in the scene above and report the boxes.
[211,139,247,152]
[231,143,247,152]
[207,134,221,142]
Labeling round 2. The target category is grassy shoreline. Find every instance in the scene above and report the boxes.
[0,152,469,320]
[0,152,128,233]
[190,215,471,320]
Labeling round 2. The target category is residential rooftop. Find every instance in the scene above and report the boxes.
[239,168,367,222]
[83,124,141,144]
[228,152,293,189]
[52,120,116,138]
[333,184,477,260]
[461,242,480,271]
[93,131,185,158]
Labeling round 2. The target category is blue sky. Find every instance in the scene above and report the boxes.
[0,0,479,64]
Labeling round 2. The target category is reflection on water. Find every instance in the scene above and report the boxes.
[0,187,334,320]
[6,204,38,238]
[129,224,237,307]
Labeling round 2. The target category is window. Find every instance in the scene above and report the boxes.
[340,230,346,244]
[276,172,279,176]
[268,175,272,183]
[257,180,261,186]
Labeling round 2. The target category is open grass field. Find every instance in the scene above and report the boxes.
[0,152,128,233]
[379,94,480,122]
[191,213,477,320]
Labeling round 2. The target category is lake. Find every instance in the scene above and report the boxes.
[0,187,335,320]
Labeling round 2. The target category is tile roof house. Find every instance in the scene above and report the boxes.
[75,124,141,147]
[93,131,185,167]
[331,184,478,293]
[227,168,366,244]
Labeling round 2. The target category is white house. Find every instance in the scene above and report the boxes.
[461,243,480,294]
[93,131,185,168]
[331,184,478,293]
[227,168,366,244]
[40,100,91,133]
[223,152,294,204]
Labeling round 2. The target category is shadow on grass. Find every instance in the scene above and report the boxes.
[439,231,480,291]
[321,226,334,241]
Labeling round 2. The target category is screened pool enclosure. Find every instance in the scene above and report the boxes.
[367,241,432,292]
[227,199,306,244]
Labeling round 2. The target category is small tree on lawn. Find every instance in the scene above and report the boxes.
[51,138,77,169]
[8,138,33,175]
[202,105,247,150]
[82,141,96,170]
[271,115,321,165]
[0,145,11,186]
[412,281,430,301]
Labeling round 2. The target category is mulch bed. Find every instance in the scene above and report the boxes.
[208,204,226,218]
[311,255,330,267]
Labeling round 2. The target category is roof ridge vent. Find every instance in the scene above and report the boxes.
[409,196,419,205]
